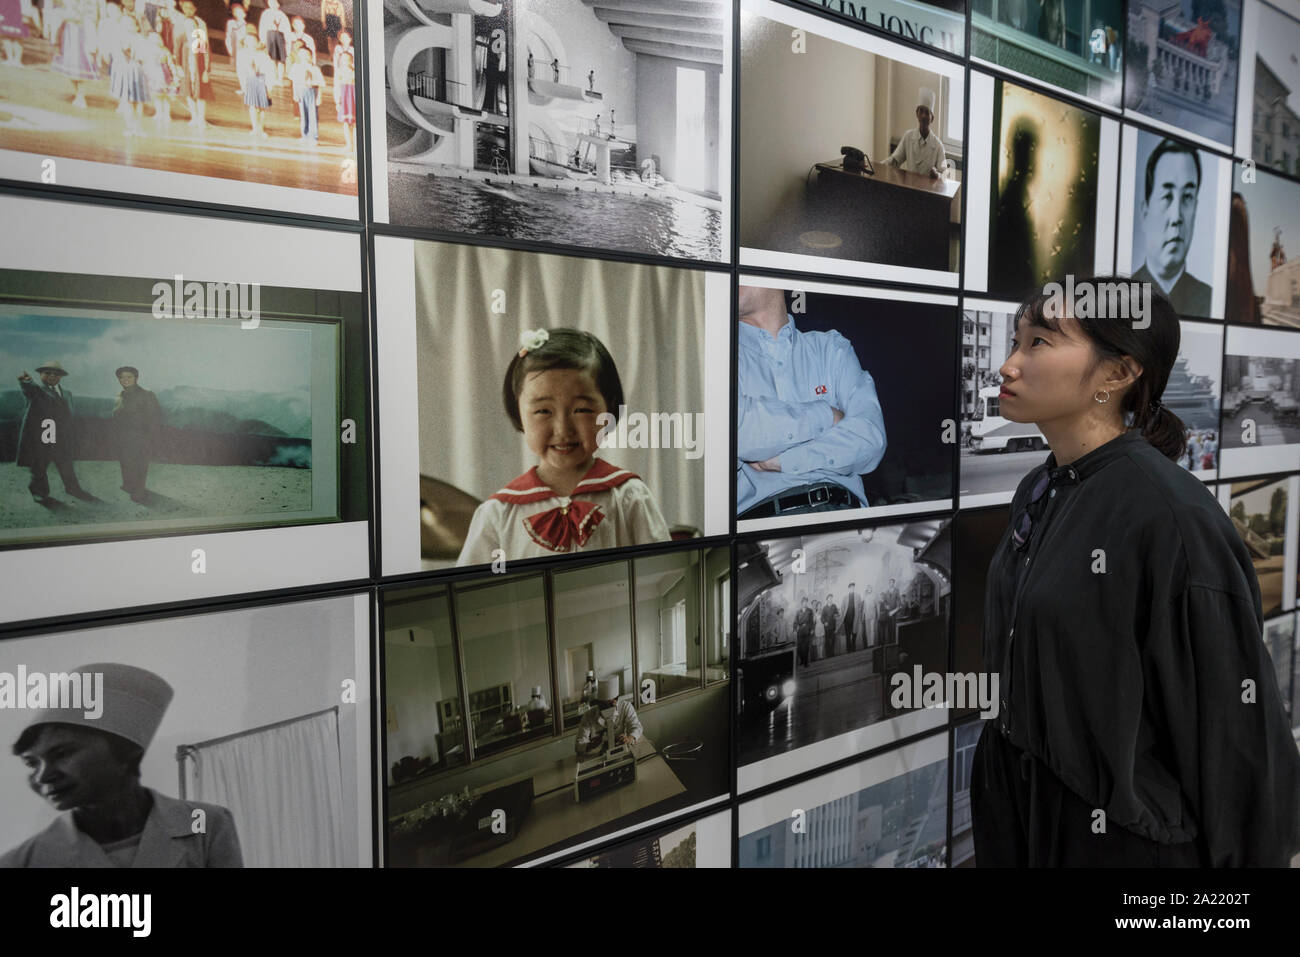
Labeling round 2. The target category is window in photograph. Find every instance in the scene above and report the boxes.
[385,587,466,781]
[972,0,1124,109]
[1245,0,1300,176]
[553,560,634,730]
[707,547,731,683]
[676,66,709,192]
[635,550,703,701]
[453,574,552,758]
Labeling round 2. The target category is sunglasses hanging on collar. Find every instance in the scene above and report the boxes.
[1011,463,1084,551]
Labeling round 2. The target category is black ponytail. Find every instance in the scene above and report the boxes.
[1117,288,1188,462]
[1133,400,1190,463]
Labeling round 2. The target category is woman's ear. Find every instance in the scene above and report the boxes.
[1107,355,1143,391]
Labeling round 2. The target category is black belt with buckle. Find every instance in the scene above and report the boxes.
[742,482,858,519]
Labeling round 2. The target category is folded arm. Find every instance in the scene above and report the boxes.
[737,393,834,464]
[779,339,886,477]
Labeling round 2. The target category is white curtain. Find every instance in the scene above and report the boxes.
[191,710,345,868]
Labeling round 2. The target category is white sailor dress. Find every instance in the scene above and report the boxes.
[456,458,672,566]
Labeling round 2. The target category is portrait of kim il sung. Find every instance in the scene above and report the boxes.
[1129,135,1215,318]
[736,284,888,522]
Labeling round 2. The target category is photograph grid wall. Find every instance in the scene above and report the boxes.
[1,0,1299,880]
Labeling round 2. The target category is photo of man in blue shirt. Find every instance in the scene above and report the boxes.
[737,285,888,520]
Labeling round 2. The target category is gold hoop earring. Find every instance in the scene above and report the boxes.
[1094,389,1110,404]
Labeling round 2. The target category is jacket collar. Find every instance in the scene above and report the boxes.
[27,788,194,868]
[1041,429,1146,486]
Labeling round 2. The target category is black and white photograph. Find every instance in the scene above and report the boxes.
[1236,0,1300,176]
[0,593,373,867]
[738,0,965,287]
[1220,475,1299,615]
[1169,321,1224,477]
[561,809,730,867]
[1219,326,1300,475]
[950,718,981,867]
[958,299,1051,506]
[1264,612,1295,722]
[0,0,361,218]
[1116,127,1231,320]
[1226,163,1300,327]
[0,195,369,624]
[735,519,951,793]
[952,505,1009,718]
[369,0,729,262]
[735,278,957,534]
[737,731,949,867]
[970,0,1125,109]
[1125,0,1241,149]
[964,71,1119,300]
[382,545,731,867]
[792,0,969,56]
[373,237,728,577]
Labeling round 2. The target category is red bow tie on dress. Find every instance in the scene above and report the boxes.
[525,500,605,552]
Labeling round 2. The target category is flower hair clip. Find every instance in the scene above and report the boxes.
[519,328,549,357]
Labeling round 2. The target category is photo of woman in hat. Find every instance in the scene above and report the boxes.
[0,663,243,867]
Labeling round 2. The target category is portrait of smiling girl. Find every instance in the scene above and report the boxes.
[455,327,671,566]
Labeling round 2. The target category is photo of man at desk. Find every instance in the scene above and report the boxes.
[383,547,730,867]
[885,88,950,180]
[738,2,964,279]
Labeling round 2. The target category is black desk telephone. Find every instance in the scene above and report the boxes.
[841,145,874,175]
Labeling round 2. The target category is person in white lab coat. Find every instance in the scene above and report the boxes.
[1,663,242,868]
[574,678,643,758]
[885,87,949,179]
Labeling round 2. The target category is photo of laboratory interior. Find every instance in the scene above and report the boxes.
[382,545,731,866]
